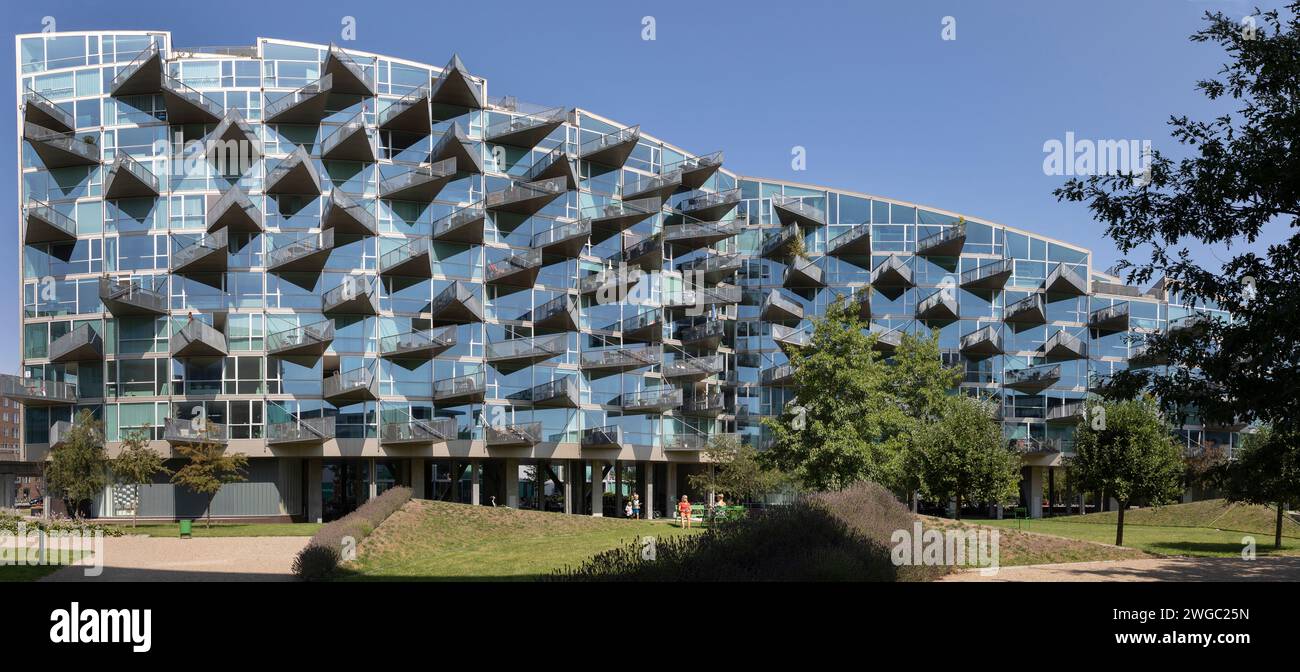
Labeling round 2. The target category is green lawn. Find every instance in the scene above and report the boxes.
[0,551,93,582]
[978,517,1300,558]
[113,522,322,538]
[339,499,701,581]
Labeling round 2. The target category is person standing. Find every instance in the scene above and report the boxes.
[631,493,642,519]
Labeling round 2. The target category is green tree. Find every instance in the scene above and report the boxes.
[44,409,108,519]
[688,433,787,502]
[905,395,1019,520]
[111,430,171,528]
[1213,427,1300,549]
[882,330,963,499]
[1068,398,1186,545]
[170,423,248,528]
[1054,5,1300,438]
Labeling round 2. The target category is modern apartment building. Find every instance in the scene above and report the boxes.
[8,31,1238,522]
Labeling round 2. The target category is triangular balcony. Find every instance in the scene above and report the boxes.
[0,375,77,407]
[664,219,741,253]
[524,294,579,331]
[663,354,724,382]
[761,290,804,324]
[1004,363,1062,393]
[320,112,378,162]
[667,151,723,190]
[870,255,914,288]
[772,195,826,228]
[104,153,160,199]
[380,325,457,359]
[323,365,379,404]
[961,258,1014,291]
[265,73,334,125]
[1004,293,1047,326]
[24,200,77,244]
[22,88,73,133]
[322,189,377,236]
[761,223,803,259]
[429,54,484,109]
[381,416,456,446]
[486,248,543,287]
[1045,262,1089,296]
[157,73,225,124]
[532,219,591,258]
[431,203,485,244]
[206,184,263,233]
[99,276,168,316]
[760,363,797,388]
[322,275,380,315]
[1089,302,1130,333]
[431,123,483,174]
[853,287,874,320]
[620,386,682,414]
[870,325,904,353]
[508,377,581,408]
[677,320,727,349]
[171,228,228,274]
[616,233,663,271]
[206,108,262,171]
[916,221,966,257]
[267,416,336,447]
[582,425,624,449]
[267,229,334,274]
[485,421,544,448]
[380,238,431,278]
[681,392,726,418]
[916,288,959,322]
[677,188,740,221]
[485,177,567,217]
[380,158,457,203]
[665,283,742,312]
[580,346,660,376]
[608,309,664,344]
[324,44,375,96]
[264,146,321,196]
[379,85,431,135]
[827,224,871,256]
[163,418,228,447]
[48,325,103,363]
[783,257,825,288]
[267,320,334,357]
[579,125,640,168]
[583,198,660,244]
[677,252,743,283]
[433,370,486,403]
[487,333,567,371]
[429,281,484,324]
[578,267,629,297]
[771,324,809,357]
[623,169,682,203]
[111,44,224,123]
[485,105,567,149]
[524,145,578,189]
[170,318,228,357]
[959,324,1003,360]
[23,122,99,168]
[1042,329,1087,361]
[1045,400,1087,425]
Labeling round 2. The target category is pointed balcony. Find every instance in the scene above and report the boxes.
[206,184,263,233]
[163,418,228,446]
[681,392,726,418]
[771,324,809,357]
[677,252,743,283]
[916,222,966,257]
[486,177,567,217]
[206,108,262,169]
[22,88,73,133]
[663,354,724,382]
[578,267,629,297]
[666,152,723,190]
[959,324,1003,359]
[620,386,682,414]
[1004,363,1062,393]
[961,259,1014,291]
[99,276,167,316]
[853,287,874,320]
[1042,329,1087,362]
[380,325,457,359]
[580,346,660,376]
[665,433,720,452]
[486,422,543,448]
[678,188,740,221]
[429,281,484,324]
[267,320,334,357]
[760,363,797,387]
[524,145,579,189]
[324,44,375,96]
[111,44,225,123]
[267,229,334,274]
[170,319,228,358]
[507,377,581,408]
[1045,400,1087,425]
[434,371,486,404]
[23,123,99,168]
[1045,262,1088,296]
[104,153,159,199]
[871,255,914,288]
[381,416,456,446]
[617,233,662,271]
[583,198,661,243]
[431,203,486,245]
[772,195,826,228]
[609,309,664,344]
[1089,302,1130,333]
[0,375,76,407]
[265,146,321,196]
[320,112,377,162]
[322,189,377,236]
[48,325,103,363]
[486,106,567,149]
[677,320,727,349]
[322,275,380,315]
[623,169,682,203]
[664,219,741,253]
[827,224,871,256]
[380,238,431,278]
[267,416,336,447]
[430,54,484,108]
[487,333,567,371]
[380,158,457,203]
[265,73,334,125]
[23,200,77,244]
[579,126,640,168]
[1004,293,1047,326]
[783,257,825,289]
[582,425,624,449]
[431,123,483,174]
[49,420,74,449]
[524,294,579,331]
[761,290,804,324]
[665,283,742,311]
[379,85,431,135]
[916,288,959,322]
[532,219,591,258]
[486,248,543,287]
[323,365,379,404]
[761,223,803,259]
[171,228,228,274]
[870,325,904,353]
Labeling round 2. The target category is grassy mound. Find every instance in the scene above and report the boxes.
[927,517,1152,566]
[1066,499,1300,540]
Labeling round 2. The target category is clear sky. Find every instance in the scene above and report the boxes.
[1,0,1288,371]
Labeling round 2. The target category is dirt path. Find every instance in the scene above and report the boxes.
[941,556,1300,582]
[39,536,309,582]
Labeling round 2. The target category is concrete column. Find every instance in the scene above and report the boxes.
[590,459,603,517]
[614,461,623,517]
[307,458,323,523]
[1047,468,1056,517]
[505,459,519,508]
[644,462,655,520]
[1027,467,1043,519]
[368,458,378,500]
[470,461,481,505]
[411,459,425,499]
[665,463,678,520]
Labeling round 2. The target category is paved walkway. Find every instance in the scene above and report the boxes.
[40,535,310,582]
[941,556,1300,582]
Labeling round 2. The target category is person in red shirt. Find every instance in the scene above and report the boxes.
[677,495,692,528]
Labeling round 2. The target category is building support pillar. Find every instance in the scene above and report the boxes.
[505,459,519,508]
[368,457,378,501]
[307,458,323,524]
[614,460,623,517]
[644,462,655,520]
[665,463,678,521]
[470,461,481,505]
[563,460,575,514]
[1027,466,1043,519]
[1047,467,1056,517]
[411,458,425,499]
[590,459,604,517]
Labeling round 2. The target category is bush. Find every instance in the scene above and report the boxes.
[809,482,950,582]
[0,513,125,538]
[292,486,411,580]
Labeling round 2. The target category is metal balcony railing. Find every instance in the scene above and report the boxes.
[104,152,160,199]
[623,169,682,201]
[323,365,378,401]
[507,377,581,407]
[264,145,321,195]
[321,111,377,162]
[1004,293,1046,324]
[580,346,660,371]
[579,125,640,166]
[433,371,486,401]
[380,325,457,358]
[784,257,825,287]
[1089,302,1130,332]
[532,218,591,255]
[485,177,567,215]
[524,144,576,184]
[485,422,544,447]
[916,221,967,256]
[960,324,1003,356]
[663,354,725,379]
[322,275,380,314]
[761,222,802,258]
[771,324,810,351]
[23,199,77,244]
[429,281,484,323]
[523,293,579,328]
[23,122,99,167]
[206,183,262,232]
[379,84,431,132]
[960,258,1014,288]
[1043,329,1087,361]
[761,290,804,322]
[324,43,375,96]
[22,87,74,132]
[48,325,103,362]
[664,220,742,249]
[772,195,826,227]
[871,255,914,287]
[323,189,377,236]
[681,392,726,415]
[379,237,431,276]
[485,105,567,147]
[1045,262,1088,295]
[760,363,797,386]
[267,320,334,356]
[430,54,483,108]
[432,203,486,243]
[663,151,724,188]
[171,227,228,273]
[381,416,456,444]
[170,318,228,357]
[486,248,543,285]
[380,158,457,202]
[1004,363,1062,391]
[827,224,871,255]
[99,276,168,315]
[267,229,334,272]
[109,42,161,94]
[1046,400,1087,424]
[163,417,228,445]
[487,333,567,364]
[678,320,726,345]
[621,386,682,413]
[0,374,77,406]
[916,289,958,321]
[581,425,623,448]
[265,73,334,123]
[267,416,336,445]
[678,188,740,219]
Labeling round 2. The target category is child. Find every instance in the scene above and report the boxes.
[625,499,633,518]
[632,493,642,519]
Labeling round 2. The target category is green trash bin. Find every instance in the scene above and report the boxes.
[179,519,192,539]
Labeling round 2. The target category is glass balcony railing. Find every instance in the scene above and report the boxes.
[206,184,263,232]
[486,248,543,285]
[171,227,228,273]
[772,195,826,227]
[22,87,74,132]
[487,333,567,364]
[580,346,660,371]
[677,188,740,219]
[381,416,456,445]
[916,289,958,320]
[485,105,566,148]
[761,290,804,322]
[664,220,741,250]
[324,43,375,96]
[268,229,334,272]
[664,151,723,188]
[523,293,579,329]
[265,73,334,124]
[49,325,103,363]
[581,425,623,448]
[761,222,802,259]
[871,255,914,287]
[109,42,161,95]
[681,393,726,416]
[916,221,967,256]
[1043,329,1087,361]
[322,275,380,314]
[23,122,99,168]
[524,144,576,185]
[380,158,457,202]
[623,169,682,201]
[320,111,377,162]
[827,224,871,255]
[163,417,228,445]
[158,73,224,123]
[432,203,486,243]
[267,416,336,445]
[433,371,486,401]
[485,177,567,215]
[485,422,543,447]
[621,386,682,413]
[760,363,797,387]
[430,122,482,173]
[607,309,662,340]
[428,281,483,323]
[505,376,580,407]
[771,324,810,351]
[1046,400,1087,424]
[379,84,430,132]
[1004,363,1062,391]
[0,374,77,406]
[579,125,640,166]
[677,252,743,280]
[662,354,724,379]
[379,238,431,276]
[430,54,484,108]
[23,199,77,244]
[1089,302,1130,332]
[961,259,1014,288]
[323,189,377,236]
[783,257,825,287]
[267,320,335,356]
[1045,262,1088,295]
[959,324,1003,357]
[531,218,591,255]
[99,276,167,316]
[323,365,378,401]
[264,146,321,195]
[170,318,228,357]
[678,320,726,345]
[104,152,160,199]
[1004,293,1046,324]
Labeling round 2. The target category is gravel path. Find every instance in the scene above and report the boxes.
[39,536,309,582]
[941,556,1300,582]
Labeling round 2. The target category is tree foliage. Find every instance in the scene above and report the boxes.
[904,395,1020,519]
[688,433,788,502]
[170,424,248,528]
[44,409,107,519]
[1212,427,1300,548]
[111,430,171,527]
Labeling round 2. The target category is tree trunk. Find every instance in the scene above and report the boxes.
[1115,502,1126,546]
[1276,500,1284,550]
[206,495,214,528]
[133,484,140,528]
[954,487,962,521]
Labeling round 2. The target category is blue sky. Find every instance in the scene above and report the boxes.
[0,0,1287,370]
